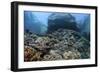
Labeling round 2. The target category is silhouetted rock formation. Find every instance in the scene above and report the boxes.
[47,13,79,33]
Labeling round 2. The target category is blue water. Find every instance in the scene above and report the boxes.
[24,11,90,38]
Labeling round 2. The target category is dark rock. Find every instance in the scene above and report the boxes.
[47,13,79,33]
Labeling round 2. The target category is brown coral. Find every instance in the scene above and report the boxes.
[30,52,43,61]
[24,47,36,61]
[24,46,43,61]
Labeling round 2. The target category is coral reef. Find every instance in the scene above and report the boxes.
[43,54,62,61]
[24,29,90,62]
[63,50,81,60]
[24,46,43,61]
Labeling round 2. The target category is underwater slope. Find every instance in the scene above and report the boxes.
[24,29,90,61]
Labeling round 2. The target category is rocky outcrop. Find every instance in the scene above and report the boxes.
[47,13,79,33]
